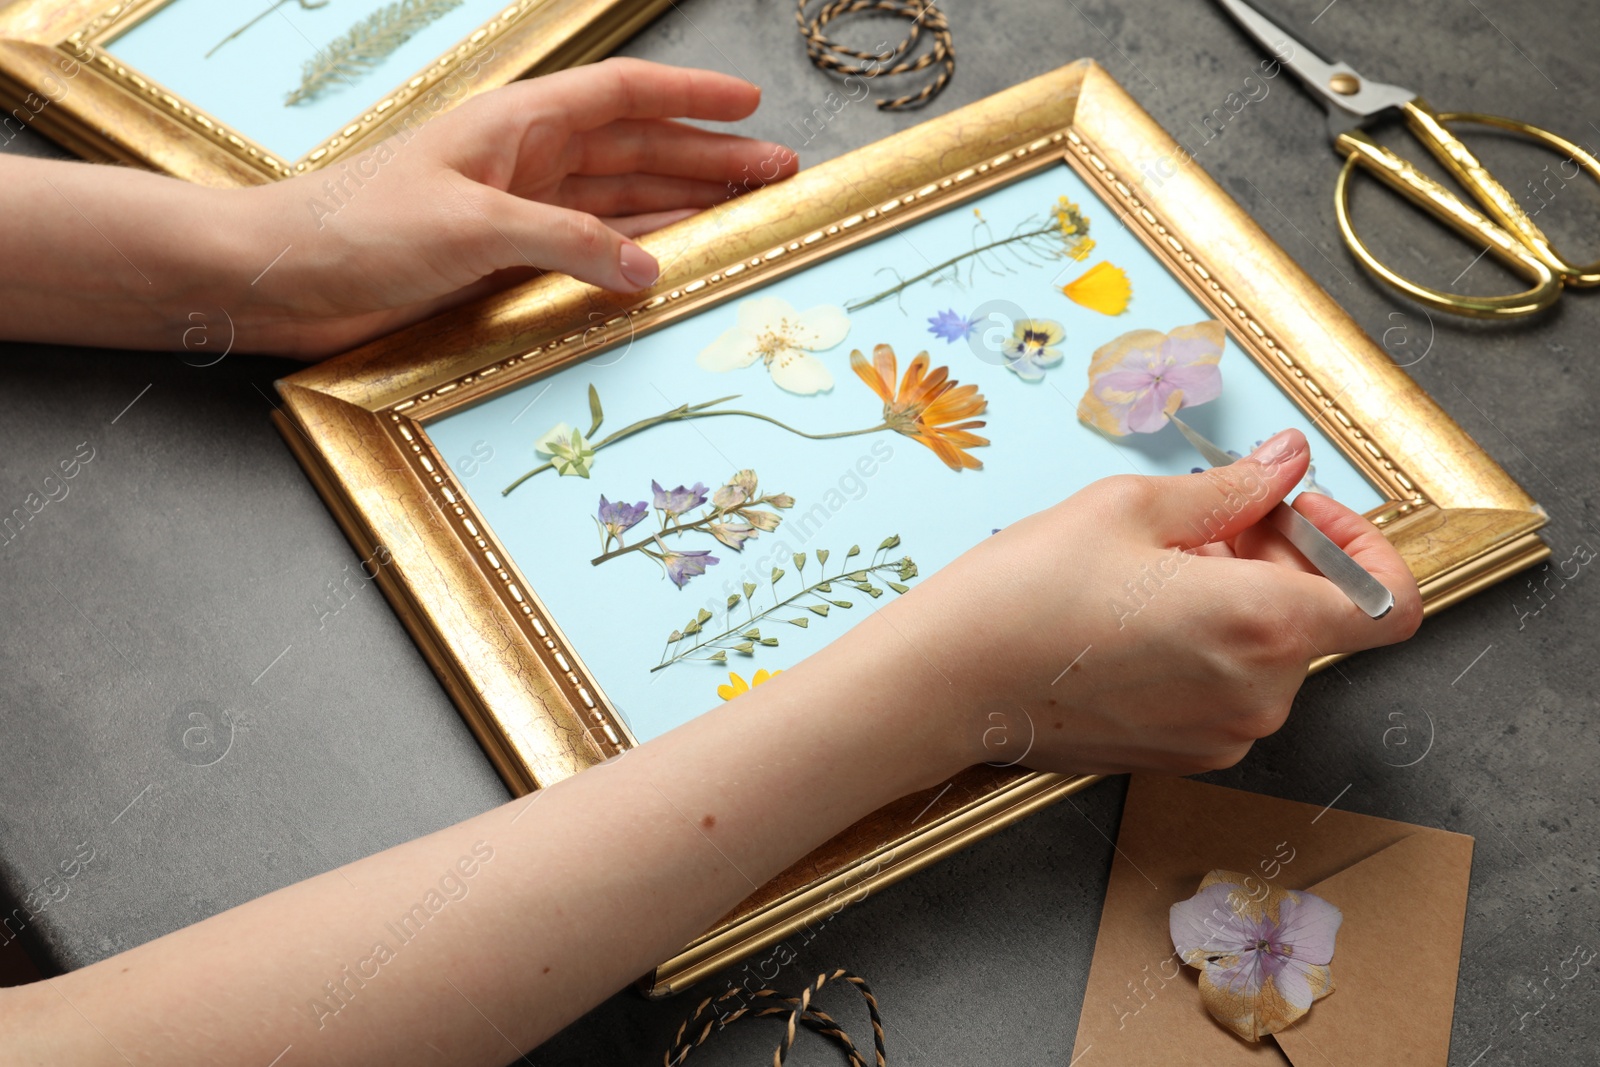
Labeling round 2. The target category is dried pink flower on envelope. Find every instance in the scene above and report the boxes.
[1169,869,1342,1042]
[1077,320,1224,436]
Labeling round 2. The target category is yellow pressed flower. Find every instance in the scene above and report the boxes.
[717,668,782,701]
[1061,262,1132,315]
[1053,196,1089,237]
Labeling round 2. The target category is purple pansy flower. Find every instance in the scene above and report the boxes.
[652,480,709,519]
[1078,320,1225,436]
[660,549,719,588]
[597,496,648,539]
[1000,318,1066,381]
[927,308,980,344]
[1170,870,1343,1041]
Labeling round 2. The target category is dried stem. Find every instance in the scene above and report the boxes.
[502,395,886,496]
[845,222,1064,312]
[653,547,911,672]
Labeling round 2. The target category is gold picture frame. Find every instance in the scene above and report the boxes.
[0,0,672,186]
[270,60,1548,996]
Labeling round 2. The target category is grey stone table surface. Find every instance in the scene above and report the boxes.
[1,0,1597,1063]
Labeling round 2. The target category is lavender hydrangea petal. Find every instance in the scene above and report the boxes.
[1273,890,1343,966]
[1170,881,1256,962]
[1126,382,1176,433]
[1163,362,1224,406]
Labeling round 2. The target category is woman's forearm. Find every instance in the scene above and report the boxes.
[0,428,1425,1064]
[6,607,970,1066]
[0,63,801,361]
[0,155,255,352]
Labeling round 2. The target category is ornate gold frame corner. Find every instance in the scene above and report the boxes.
[270,59,1546,997]
[0,0,673,186]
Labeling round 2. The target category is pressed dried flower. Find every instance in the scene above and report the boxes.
[1078,320,1224,436]
[1061,262,1132,316]
[1170,870,1343,1042]
[850,344,989,471]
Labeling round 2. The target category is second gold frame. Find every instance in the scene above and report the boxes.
[0,0,673,185]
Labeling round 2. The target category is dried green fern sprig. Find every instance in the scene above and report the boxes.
[652,538,918,672]
[286,0,465,106]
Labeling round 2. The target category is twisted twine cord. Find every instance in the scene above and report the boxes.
[662,968,887,1067]
[794,0,955,111]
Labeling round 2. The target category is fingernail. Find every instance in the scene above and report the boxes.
[1250,429,1303,468]
[619,244,658,290]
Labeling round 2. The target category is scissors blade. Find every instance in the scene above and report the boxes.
[1211,0,1416,136]
[1171,416,1395,620]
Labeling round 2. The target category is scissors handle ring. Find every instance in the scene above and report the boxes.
[1433,110,1600,286]
[1334,133,1561,318]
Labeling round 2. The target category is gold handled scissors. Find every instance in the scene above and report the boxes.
[1215,0,1600,318]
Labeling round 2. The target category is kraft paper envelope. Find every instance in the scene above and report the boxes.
[1071,775,1474,1066]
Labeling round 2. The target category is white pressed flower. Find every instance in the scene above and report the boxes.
[533,422,594,477]
[696,296,850,395]
[534,423,576,455]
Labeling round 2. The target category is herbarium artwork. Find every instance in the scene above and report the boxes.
[426,162,1387,743]
[105,0,505,160]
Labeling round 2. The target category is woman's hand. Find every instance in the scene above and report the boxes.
[0,59,791,358]
[233,58,794,357]
[797,428,1423,780]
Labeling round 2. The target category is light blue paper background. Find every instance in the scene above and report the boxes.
[108,0,505,160]
[428,162,1385,743]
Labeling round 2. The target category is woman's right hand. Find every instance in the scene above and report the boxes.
[816,428,1423,779]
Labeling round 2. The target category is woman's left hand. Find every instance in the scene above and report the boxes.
[238,58,794,357]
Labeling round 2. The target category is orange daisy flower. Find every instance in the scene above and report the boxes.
[850,344,989,470]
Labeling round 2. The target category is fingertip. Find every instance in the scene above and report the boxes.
[769,142,800,174]
[618,242,659,290]
[1289,490,1332,518]
[1160,427,1311,548]
[724,86,762,119]
[701,69,763,120]
[734,142,799,189]
[1290,492,1422,642]
[1388,578,1424,641]
[1290,492,1375,545]
[1244,428,1310,492]
[578,58,763,124]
